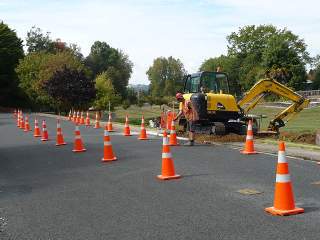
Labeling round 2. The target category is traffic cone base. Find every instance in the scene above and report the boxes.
[72,148,86,152]
[265,206,304,216]
[102,156,117,162]
[157,174,181,180]
[138,137,148,140]
[56,142,67,146]
[240,150,257,155]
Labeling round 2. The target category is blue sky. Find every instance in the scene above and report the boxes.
[1,0,319,84]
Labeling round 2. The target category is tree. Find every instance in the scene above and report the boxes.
[26,26,55,53]
[146,56,185,97]
[313,67,320,90]
[226,25,309,90]
[0,22,24,106]
[43,66,96,110]
[85,41,133,97]
[94,72,121,110]
[16,51,88,108]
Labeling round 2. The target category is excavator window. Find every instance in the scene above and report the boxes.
[184,72,230,94]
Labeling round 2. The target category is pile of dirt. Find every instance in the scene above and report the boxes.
[278,131,316,145]
[178,131,316,145]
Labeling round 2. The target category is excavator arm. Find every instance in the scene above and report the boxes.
[237,78,310,132]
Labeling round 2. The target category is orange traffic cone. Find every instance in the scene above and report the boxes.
[72,125,86,152]
[24,115,31,132]
[101,130,117,162]
[107,112,114,132]
[13,109,17,119]
[76,111,81,124]
[241,120,257,154]
[20,115,25,129]
[80,111,85,125]
[265,142,304,216]
[41,120,49,141]
[17,110,20,127]
[56,119,67,146]
[85,111,91,127]
[68,110,72,121]
[138,115,148,140]
[33,118,41,137]
[94,112,100,129]
[72,111,76,123]
[157,131,181,180]
[169,119,179,146]
[123,115,131,136]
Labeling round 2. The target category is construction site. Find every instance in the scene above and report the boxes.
[2,1,320,239]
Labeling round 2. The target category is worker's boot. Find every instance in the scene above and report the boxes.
[183,140,194,146]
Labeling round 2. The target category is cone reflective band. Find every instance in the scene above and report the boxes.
[138,116,148,140]
[56,120,67,146]
[265,141,304,216]
[94,112,100,128]
[240,120,257,154]
[102,130,117,162]
[33,118,41,137]
[24,115,31,132]
[85,111,90,127]
[107,112,114,132]
[169,119,179,146]
[80,112,85,124]
[123,115,131,136]
[76,111,80,124]
[41,120,49,141]
[72,125,86,152]
[157,131,181,180]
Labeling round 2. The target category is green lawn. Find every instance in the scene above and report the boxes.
[251,105,320,133]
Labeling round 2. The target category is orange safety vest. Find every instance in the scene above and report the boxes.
[181,100,199,121]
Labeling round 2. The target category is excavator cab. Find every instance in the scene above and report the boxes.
[184,72,230,94]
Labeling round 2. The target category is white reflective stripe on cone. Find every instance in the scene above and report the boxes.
[248,124,252,131]
[246,135,253,140]
[104,141,112,146]
[276,174,291,183]
[75,126,79,131]
[277,151,287,163]
[162,152,172,159]
[104,130,109,136]
[75,135,81,139]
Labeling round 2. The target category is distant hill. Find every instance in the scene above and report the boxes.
[128,84,149,92]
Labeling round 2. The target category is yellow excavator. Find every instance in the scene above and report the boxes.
[178,71,310,135]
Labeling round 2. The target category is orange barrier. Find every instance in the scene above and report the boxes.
[265,142,304,216]
[123,115,131,136]
[41,120,49,141]
[24,115,31,132]
[157,131,181,180]
[138,116,148,140]
[85,111,90,127]
[94,112,100,129]
[240,120,257,154]
[72,125,86,152]
[169,119,179,146]
[101,130,117,162]
[56,119,67,146]
[107,112,114,132]
[33,118,41,137]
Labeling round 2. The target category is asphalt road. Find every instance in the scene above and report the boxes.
[0,113,320,240]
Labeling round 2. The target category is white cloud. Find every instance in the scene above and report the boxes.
[1,0,319,84]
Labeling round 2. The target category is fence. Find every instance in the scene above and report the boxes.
[296,90,320,98]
